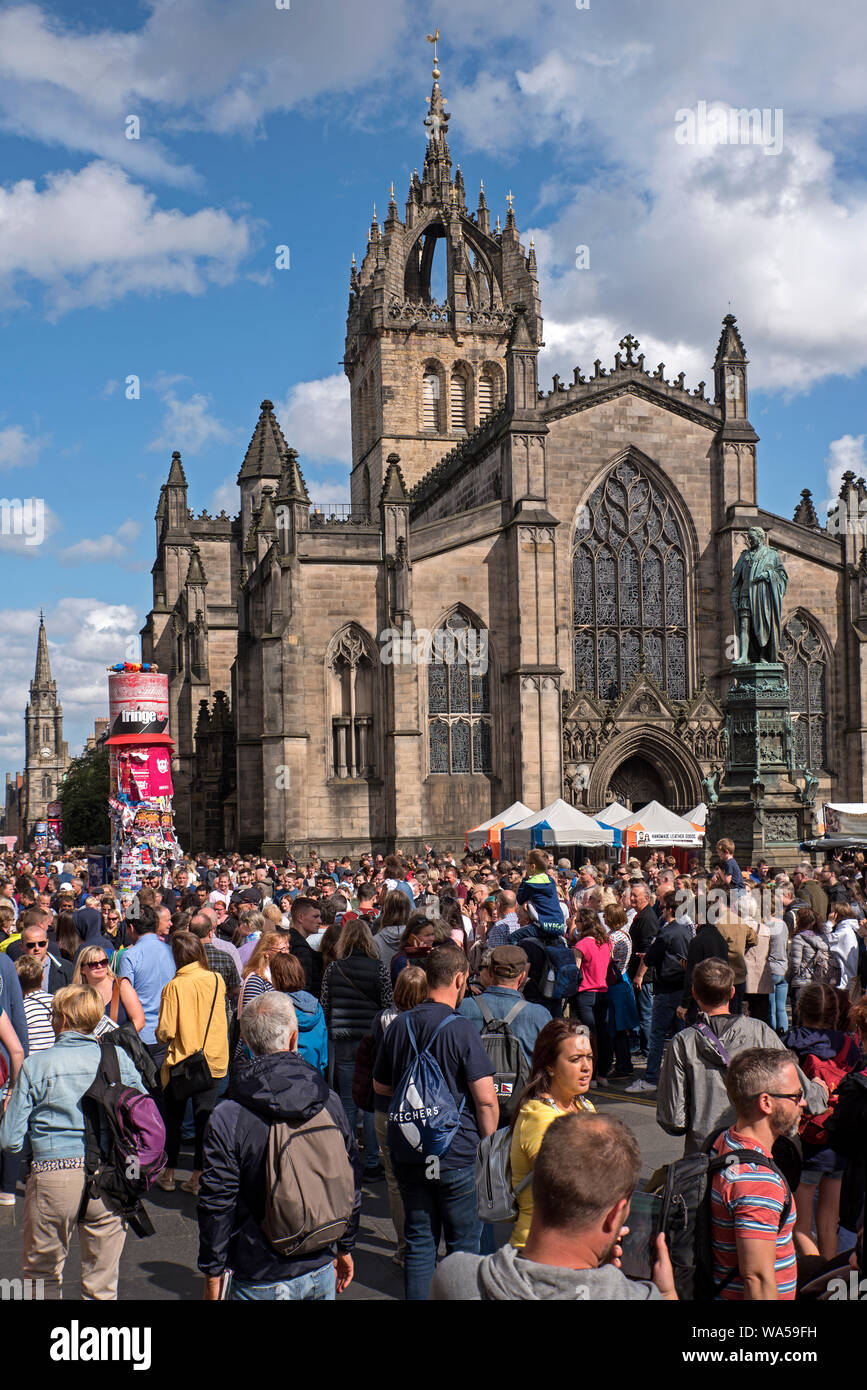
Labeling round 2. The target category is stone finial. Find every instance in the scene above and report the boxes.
[793,488,820,528]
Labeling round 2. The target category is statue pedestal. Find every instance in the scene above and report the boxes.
[709,663,810,869]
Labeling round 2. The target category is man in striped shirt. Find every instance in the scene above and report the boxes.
[710,1047,804,1300]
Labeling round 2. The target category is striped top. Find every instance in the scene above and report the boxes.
[22,990,56,1052]
[710,1127,796,1300]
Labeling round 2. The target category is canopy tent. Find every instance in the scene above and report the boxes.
[685,802,708,830]
[466,801,535,855]
[603,799,705,848]
[503,798,618,852]
[595,801,630,826]
[820,803,867,839]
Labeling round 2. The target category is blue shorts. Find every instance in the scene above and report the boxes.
[800,1146,845,1184]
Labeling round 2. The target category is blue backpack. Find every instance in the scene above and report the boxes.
[541,938,581,1000]
[387,1015,465,1163]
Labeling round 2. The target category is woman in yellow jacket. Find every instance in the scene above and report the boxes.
[155,931,228,1196]
[509,1018,596,1249]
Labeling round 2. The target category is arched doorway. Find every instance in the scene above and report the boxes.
[587,728,703,814]
[607,755,667,812]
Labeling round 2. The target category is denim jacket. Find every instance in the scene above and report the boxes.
[0,1030,144,1160]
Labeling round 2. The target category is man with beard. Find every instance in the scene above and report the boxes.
[709,1048,806,1300]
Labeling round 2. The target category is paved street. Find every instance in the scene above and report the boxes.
[0,1080,681,1301]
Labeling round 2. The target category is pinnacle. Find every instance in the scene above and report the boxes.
[238,398,290,483]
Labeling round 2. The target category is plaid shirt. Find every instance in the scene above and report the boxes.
[204,943,241,1020]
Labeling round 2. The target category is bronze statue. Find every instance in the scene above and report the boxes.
[730,526,788,665]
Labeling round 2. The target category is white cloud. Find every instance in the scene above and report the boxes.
[0,599,141,779]
[274,374,351,468]
[823,434,867,514]
[209,475,238,518]
[0,424,47,468]
[0,160,252,316]
[59,518,142,567]
[148,390,236,456]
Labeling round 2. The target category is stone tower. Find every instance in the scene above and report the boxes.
[344,40,543,509]
[24,613,69,839]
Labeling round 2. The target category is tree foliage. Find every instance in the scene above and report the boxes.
[58,744,110,848]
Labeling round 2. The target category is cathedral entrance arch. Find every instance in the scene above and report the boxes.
[587,728,703,815]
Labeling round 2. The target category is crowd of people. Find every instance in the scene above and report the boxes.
[0,836,866,1303]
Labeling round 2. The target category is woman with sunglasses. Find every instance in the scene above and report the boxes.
[72,944,146,1033]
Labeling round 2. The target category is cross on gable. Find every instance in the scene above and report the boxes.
[619,333,640,365]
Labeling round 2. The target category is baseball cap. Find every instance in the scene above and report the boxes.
[490,945,529,979]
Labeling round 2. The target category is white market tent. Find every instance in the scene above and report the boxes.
[596,801,630,826]
[503,797,617,852]
[685,802,708,829]
[603,799,704,848]
[466,801,535,852]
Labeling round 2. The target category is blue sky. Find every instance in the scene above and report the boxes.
[0,0,864,783]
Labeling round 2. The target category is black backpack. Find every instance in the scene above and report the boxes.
[79,1039,167,1239]
[659,1141,792,1300]
[475,996,530,1120]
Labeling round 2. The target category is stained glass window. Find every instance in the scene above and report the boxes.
[427,613,492,773]
[781,616,827,771]
[572,457,690,700]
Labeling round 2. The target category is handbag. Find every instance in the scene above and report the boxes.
[168,976,219,1101]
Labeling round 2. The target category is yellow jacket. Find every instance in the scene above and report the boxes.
[509,1094,596,1249]
[156,963,228,1087]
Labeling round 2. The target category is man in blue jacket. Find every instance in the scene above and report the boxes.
[198,991,361,1301]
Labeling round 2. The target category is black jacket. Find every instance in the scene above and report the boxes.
[289,928,323,999]
[6,946,74,991]
[320,951,393,1040]
[198,1051,362,1283]
[680,923,730,1008]
[644,919,693,992]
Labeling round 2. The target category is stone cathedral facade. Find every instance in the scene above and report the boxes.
[142,57,867,861]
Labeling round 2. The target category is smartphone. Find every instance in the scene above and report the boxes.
[618,1191,662,1281]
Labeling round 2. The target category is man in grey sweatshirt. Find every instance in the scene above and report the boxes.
[431,1111,675,1301]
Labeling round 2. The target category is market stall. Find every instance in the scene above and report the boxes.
[502,798,618,858]
[466,801,535,856]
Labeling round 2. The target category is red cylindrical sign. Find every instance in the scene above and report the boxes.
[106,671,172,746]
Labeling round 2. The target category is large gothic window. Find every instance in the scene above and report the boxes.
[780,615,827,771]
[572,457,690,701]
[428,613,492,774]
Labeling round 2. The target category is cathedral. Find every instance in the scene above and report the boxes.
[142,50,866,861]
[10,615,70,846]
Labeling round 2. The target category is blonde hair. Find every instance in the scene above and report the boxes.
[243,931,286,979]
[262,902,283,928]
[51,983,104,1034]
[72,944,117,985]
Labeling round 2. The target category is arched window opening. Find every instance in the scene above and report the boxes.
[781,616,827,771]
[427,613,491,774]
[328,628,376,779]
[422,369,441,433]
[572,457,690,701]
[450,370,468,434]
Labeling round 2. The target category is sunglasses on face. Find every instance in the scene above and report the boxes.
[85,959,108,969]
[25,940,48,950]
[760,1090,805,1104]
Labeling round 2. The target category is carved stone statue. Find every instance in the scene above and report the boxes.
[799,768,819,807]
[701,766,720,806]
[730,526,788,665]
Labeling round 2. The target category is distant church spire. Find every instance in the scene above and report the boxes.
[34,611,53,686]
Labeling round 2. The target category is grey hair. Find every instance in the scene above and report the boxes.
[725,1047,798,1118]
[240,991,298,1056]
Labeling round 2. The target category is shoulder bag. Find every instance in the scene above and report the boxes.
[168,975,219,1101]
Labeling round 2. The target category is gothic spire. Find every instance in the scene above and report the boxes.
[423,31,452,188]
[237,399,290,484]
[276,447,310,505]
[793,488,820,528]
[166,450,187,487]
[34,612,52,685]
[715,312,747,363]
[185,544,207,587]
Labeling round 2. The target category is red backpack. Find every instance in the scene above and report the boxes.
[799,1038,862,1148]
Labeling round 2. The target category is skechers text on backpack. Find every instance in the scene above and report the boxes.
[387,1014,465,1162]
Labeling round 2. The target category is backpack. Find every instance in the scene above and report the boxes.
[80,1038,167,1240]
[658,1142,792,1300]
[262,1106,356,1258]
[474,1125,532,1222]
[795,934,839,986]
[475,996,530,1120]
[799,1039,859,1148]
[540,938,581,1001]
[387,1014,465,1163]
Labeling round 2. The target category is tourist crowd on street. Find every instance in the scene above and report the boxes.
[1,838,866,1302]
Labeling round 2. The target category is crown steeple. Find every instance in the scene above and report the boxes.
[34,611,53,687]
